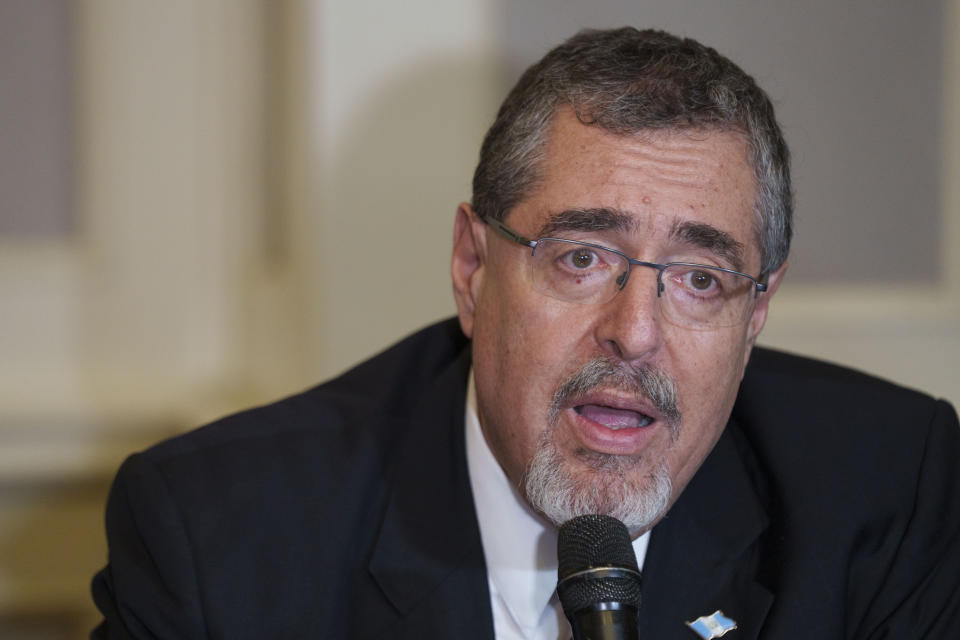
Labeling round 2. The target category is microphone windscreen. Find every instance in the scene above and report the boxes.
[557,515,642,615]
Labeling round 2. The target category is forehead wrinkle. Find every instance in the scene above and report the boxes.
[614,139,723,187]
[669,219,746,272]
[536,207,638,238]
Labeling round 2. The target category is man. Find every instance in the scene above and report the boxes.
[92,28,960,639]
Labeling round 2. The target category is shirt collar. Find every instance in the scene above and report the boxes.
[465,370,650,637]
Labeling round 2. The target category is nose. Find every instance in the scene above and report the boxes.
[594,266,665,363]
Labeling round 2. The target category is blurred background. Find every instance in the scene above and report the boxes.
[1,0,957,637]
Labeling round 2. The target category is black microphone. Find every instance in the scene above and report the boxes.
[557,515,642,640]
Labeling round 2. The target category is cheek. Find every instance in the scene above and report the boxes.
[469,274,551,478]
[667,328,750,424]
[478,263,592,372]
[661,329,751,491]
[471,271,601,481]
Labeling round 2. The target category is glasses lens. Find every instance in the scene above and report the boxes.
[524,238,758,329]
[530,239,626,304]
[660,264,755,328]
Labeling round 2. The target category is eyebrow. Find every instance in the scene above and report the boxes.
[534,208,747,272]
[536,208,637,237]
[669,219,746,272]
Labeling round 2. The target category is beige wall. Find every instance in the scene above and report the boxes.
[740,0,960,405]
[0,1,286,636]
[0,1,957,637]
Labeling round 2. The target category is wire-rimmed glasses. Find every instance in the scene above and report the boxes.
[482,215,767,329]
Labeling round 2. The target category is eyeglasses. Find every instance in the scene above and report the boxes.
[482,215,768,330]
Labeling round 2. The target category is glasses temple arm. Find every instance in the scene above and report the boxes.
[481,215,537,249]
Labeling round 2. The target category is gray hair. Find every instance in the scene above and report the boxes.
[472,27,792,275]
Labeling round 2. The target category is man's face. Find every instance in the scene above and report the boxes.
[452,108,786,534]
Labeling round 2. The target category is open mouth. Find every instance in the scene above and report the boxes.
[574,404,654,429]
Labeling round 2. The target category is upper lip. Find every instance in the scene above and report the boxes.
[566,389,664,424]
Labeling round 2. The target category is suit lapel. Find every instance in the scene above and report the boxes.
[364,339,774,640]
[638,421,775,639]
[367,348,494,640]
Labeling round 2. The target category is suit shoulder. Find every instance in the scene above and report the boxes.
[138,318,468,469]
[741,346,943,414]
[733,346,956,490]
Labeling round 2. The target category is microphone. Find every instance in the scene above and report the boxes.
[557,515,642,640]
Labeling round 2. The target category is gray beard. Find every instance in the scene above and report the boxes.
[523,434,673,531]
[522,356,679,531]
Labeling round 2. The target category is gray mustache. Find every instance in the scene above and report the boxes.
[549,357,681,430]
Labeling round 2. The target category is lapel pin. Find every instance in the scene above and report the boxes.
[685,610,737,639]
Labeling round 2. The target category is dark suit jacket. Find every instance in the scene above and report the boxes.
[91,319,960,639]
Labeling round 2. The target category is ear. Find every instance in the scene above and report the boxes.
[451,203,488,338]
[742,261,788,364]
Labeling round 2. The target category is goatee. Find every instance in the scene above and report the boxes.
[523,357,680,532]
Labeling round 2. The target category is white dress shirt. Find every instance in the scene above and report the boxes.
[465,372,650,639]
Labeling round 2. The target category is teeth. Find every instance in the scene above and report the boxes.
[608,415,653,430]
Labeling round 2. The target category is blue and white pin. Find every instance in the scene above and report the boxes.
[685,610,737,639]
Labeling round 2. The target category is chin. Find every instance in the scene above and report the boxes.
[523,433,673,532]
